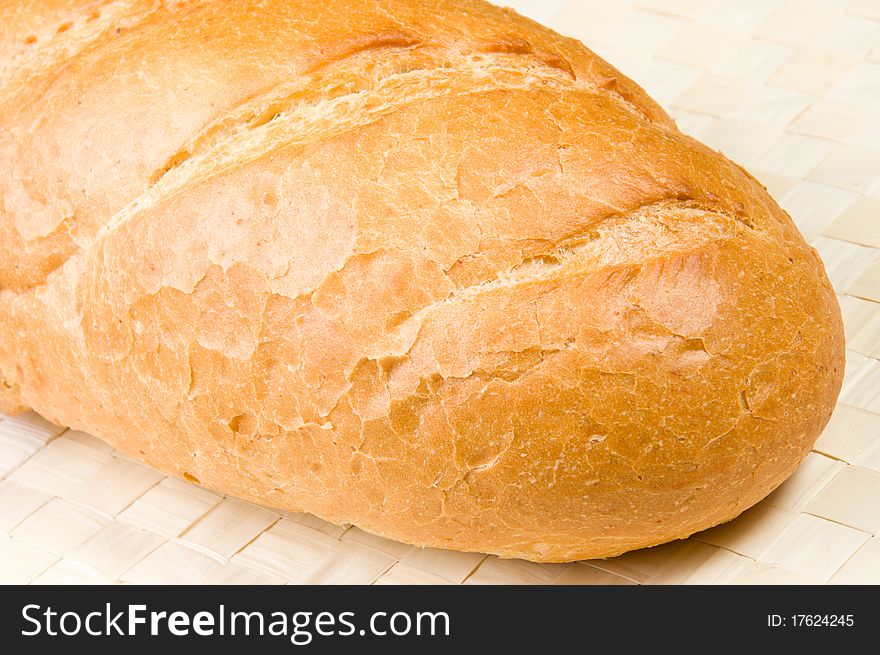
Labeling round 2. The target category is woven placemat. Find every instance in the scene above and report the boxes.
[2,0,880,585]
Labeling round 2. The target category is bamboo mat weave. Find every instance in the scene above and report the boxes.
[2,0,880,585]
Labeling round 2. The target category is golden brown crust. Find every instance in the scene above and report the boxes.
[0,0,844,561]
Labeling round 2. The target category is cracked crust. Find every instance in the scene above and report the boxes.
[0,0,844,562]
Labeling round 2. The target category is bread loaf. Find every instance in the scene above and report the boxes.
[0,0,844,562]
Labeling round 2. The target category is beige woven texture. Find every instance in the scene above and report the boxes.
[2,0,880,585]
